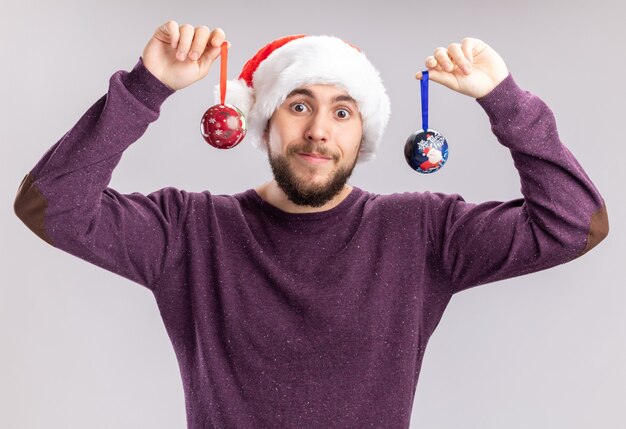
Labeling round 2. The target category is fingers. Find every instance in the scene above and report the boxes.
[188,26,211,61]
[447,43,472,74]
[414,57,438,80]
[155,20,180,48]
[189,26,228,61]
[425,56,442,71]
[416,38,480,79]
[157,20,229,62]
[198,27,230,65]
[434,43,472,74]
[433,46,454,72]
[209,27,226,48]
[175,24,195,60]
[461,38,475,68]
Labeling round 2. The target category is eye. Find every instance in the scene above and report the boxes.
[291,102,309,113]
[336,108,351,119]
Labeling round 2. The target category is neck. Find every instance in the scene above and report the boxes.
[254,180,353,214]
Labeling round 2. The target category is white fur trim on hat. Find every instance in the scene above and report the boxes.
[214,35,391,163]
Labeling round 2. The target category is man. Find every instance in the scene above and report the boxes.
[14,20,608,429]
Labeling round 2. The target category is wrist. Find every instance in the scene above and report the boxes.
[123,57,177,111]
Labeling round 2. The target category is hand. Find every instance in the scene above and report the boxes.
[415,38,509,99]
[141,20,230,91]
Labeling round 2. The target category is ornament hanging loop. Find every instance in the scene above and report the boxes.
[420,70,429,133]
[219,41,228,105]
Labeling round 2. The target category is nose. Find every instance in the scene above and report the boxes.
[304,110,331,143]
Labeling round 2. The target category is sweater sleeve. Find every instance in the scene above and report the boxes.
[427,73,608,295]
[14,57,187,292]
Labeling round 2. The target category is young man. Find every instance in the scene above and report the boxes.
[14,20,608,429]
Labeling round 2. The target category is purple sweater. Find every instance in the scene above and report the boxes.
[14,57,608,428]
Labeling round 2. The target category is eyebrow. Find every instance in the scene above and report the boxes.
[285,88,358,107]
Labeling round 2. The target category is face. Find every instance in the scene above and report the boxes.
[262,83,364,207]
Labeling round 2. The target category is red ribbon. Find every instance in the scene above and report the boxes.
[220,41,228,105]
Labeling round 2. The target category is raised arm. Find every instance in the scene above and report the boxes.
[14,21,229,291]
[416,38,608,295]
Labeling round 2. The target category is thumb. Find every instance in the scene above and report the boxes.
[415,69,457,89]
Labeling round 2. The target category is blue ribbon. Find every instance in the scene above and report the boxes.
[420,70,429,132]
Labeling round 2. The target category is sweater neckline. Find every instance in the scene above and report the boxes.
[245,185,362,221]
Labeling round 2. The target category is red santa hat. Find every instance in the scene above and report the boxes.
[213,34,391,163]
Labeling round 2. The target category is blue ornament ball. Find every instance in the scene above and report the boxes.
[404,129,449,174]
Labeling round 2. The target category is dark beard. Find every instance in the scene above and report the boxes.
[267,142,359,208]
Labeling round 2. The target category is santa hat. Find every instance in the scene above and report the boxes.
[213,34,391,163]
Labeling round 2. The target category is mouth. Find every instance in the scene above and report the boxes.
[297,152,333,163]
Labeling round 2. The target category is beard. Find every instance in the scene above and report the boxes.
[267,140,361,208]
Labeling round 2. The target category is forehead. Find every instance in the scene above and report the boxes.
[285,84,358,107]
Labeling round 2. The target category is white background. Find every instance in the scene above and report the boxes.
[2,0,624,427]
